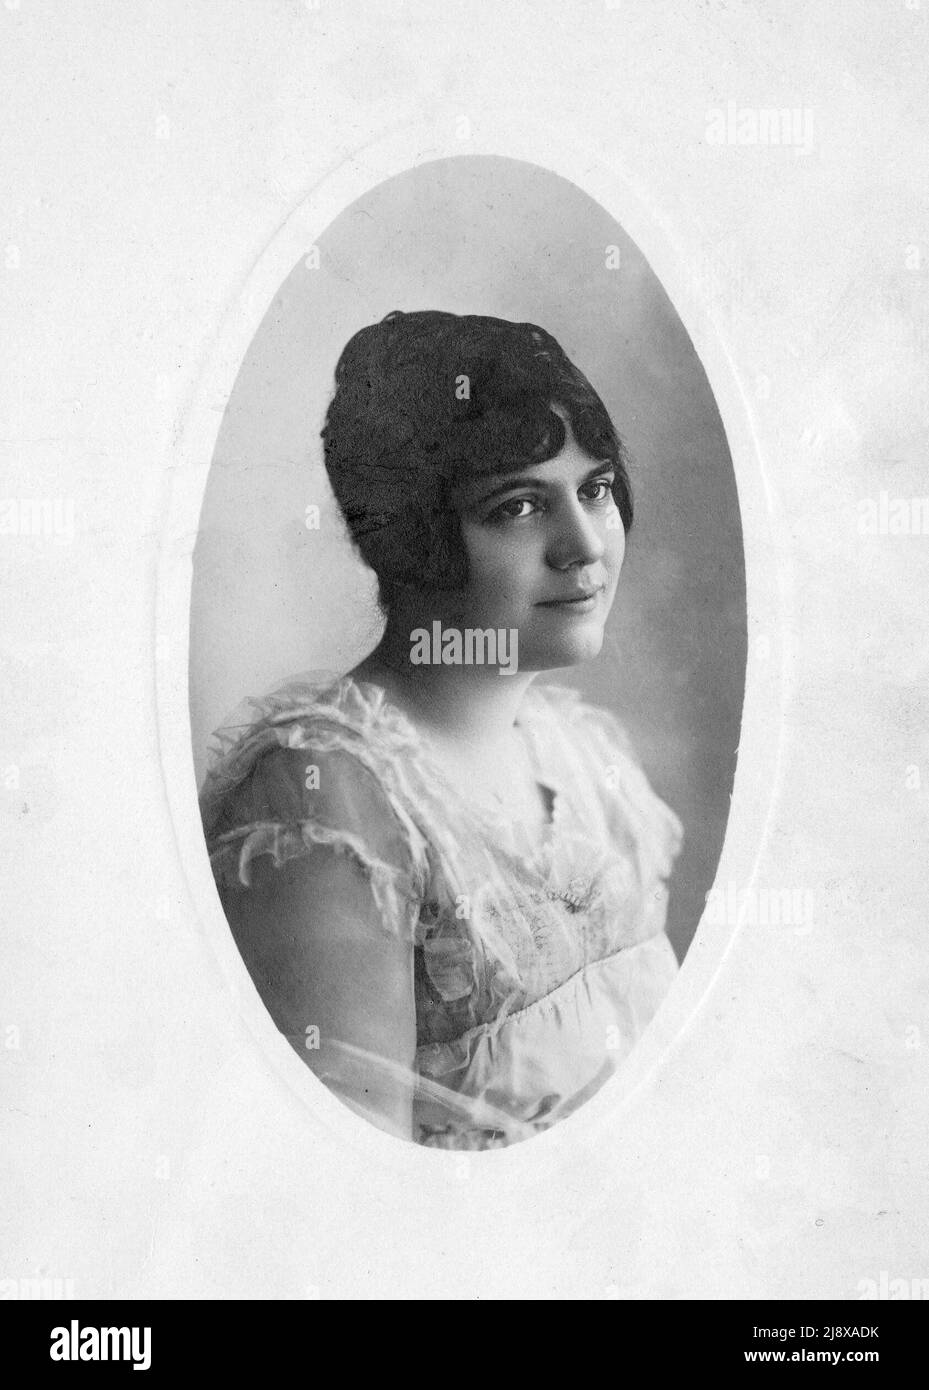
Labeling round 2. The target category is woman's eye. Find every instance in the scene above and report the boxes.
[485,477,613,523]
[488,497,540,522]
[580,478,614,503]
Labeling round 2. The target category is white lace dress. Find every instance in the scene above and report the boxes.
[199,671,684,1149]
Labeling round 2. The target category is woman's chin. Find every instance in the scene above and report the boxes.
[520,625,606,671]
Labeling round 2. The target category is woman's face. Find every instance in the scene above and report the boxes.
[449,409,626,672]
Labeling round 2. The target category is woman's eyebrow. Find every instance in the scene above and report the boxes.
[468,459,615,506]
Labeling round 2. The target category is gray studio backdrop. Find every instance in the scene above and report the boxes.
[189,155,746,960]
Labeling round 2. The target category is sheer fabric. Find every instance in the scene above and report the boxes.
[199,670,684,1149]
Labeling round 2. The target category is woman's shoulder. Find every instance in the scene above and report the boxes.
[519,679,636,765]
[201,669,417,797]
[208,668,419,752]
[521,680,684,881]
[199,669,431,905]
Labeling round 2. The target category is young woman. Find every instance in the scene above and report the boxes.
[199,309,683,1150]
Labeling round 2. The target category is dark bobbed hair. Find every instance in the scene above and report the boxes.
[321,309,633,608]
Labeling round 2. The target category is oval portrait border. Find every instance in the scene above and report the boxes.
[156,117,786,1183]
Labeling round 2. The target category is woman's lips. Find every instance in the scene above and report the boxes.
[536,585,604,612]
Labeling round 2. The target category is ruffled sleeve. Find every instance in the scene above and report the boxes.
[199,691,431,945]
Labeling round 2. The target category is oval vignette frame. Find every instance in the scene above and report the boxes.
[156,122,785,1184]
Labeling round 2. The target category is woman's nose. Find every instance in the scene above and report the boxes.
[546,496,606,569]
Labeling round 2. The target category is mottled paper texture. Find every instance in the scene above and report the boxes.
[2,0,927,1299]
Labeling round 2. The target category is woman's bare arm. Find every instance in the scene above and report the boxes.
[221,845,418,1141]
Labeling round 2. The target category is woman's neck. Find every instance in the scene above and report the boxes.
[351,618,538,753]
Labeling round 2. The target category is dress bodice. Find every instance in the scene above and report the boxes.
[199,670,684,1149]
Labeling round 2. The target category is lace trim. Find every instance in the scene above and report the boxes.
[209,815,424,942]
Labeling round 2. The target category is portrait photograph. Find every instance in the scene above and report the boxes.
[190,155,745,1149]
[3,0,926,1321]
